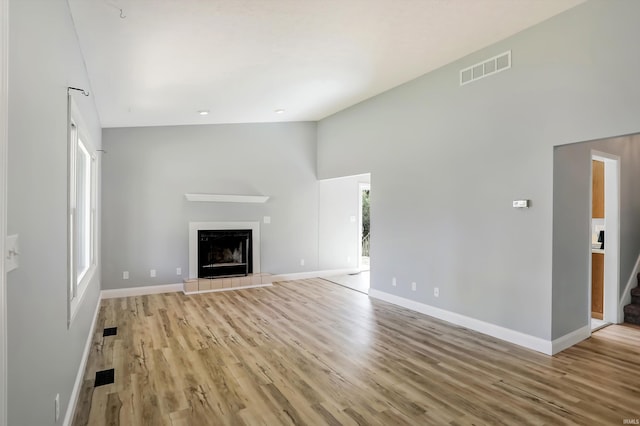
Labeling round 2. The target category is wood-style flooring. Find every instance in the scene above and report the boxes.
[72,279,640,425]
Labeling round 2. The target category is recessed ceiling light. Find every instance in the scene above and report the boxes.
[198,110,209,116]
[274,109,285,114]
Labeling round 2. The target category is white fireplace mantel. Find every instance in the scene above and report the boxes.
[185,193,269,203]
[188,221,261,279]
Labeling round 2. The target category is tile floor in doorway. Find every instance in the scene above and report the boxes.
[324,270,370,294]
[591,317,609,331]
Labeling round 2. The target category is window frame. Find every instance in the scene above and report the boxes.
[68,98,97,325]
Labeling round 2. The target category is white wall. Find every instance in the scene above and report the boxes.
[0,0,7,423]
[318,174,370,270]
[7,0,102,424]
[101,123,319,289]
[317,0,640,341]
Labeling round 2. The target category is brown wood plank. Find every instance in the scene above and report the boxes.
[592,159,605,219]
[72,279,640,425]
[592,252,604,318]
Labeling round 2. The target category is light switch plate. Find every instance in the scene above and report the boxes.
[263,216,271,224]
[512,199,530,208]
[5,234,18,272]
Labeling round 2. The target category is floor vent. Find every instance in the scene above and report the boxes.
[94,369,115,387]
[103,327,117,337]
[460,51,511,86]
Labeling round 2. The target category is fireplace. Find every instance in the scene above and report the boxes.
[198,229,252,278]
[189,221,261,279]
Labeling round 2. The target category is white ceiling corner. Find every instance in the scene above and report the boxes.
[67,0,585,128]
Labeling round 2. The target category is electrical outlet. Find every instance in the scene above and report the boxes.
[434,287,439,297]
[411,282,416,291]
[150,269,156,277]
[122,271,129,280]
[300,259,305,266]
[392,277,396,287]
[263,216,271,224]
[176,267,182,275]
[55,393,60,422]
[349,215,356,223]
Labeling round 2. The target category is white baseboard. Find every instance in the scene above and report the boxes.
[63,294,101,426]
[368,289,554,355]
[183,283,272,295]
[618,252,640,323]
[101,283,183,299]
[551,325,591,355]
[273,268,359,282]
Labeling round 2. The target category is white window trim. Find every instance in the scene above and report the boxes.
[68,98,97,326]
[0,0,8,422]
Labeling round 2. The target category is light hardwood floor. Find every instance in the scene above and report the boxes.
[73,279,640,425]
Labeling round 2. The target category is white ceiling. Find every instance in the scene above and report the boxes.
[68,0,585,128]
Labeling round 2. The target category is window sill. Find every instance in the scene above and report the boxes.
[69,264,96,327]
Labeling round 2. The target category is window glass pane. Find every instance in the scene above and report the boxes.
[76,139,91,281]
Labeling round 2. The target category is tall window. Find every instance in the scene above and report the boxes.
[68,100,97,324]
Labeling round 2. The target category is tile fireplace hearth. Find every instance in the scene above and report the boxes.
[185,221,272,294]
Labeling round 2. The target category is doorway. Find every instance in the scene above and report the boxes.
[320,174,370,294]
[590,152,620,332]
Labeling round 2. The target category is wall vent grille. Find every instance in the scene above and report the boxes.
[460,51,511,86]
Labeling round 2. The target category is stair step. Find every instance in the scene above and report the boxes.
[625,314,640,326]
[631,286,640,297]
[624,303,640,314]
[624,303,640,325]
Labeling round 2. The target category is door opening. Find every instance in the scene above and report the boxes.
[590,152,620,332]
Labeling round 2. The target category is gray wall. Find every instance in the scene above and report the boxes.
[317,0,640,340]
[7,0,102,424]
[318,174,370,270]
[102,123,319,289]
[553,135,640,337]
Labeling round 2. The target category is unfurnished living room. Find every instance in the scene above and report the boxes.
[2,0,640,425]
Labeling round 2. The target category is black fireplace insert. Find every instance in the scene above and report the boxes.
[198,229,252,278]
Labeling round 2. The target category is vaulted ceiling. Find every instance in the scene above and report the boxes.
[68,0,585,128]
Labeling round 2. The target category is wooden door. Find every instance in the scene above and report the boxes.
[592,160,604,218]
[592,253,604,319]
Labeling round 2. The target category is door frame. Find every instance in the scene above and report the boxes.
[589,151,621,329]
[0,0,8,422]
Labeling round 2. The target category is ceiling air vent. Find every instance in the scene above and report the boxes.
[460,51,511,86]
